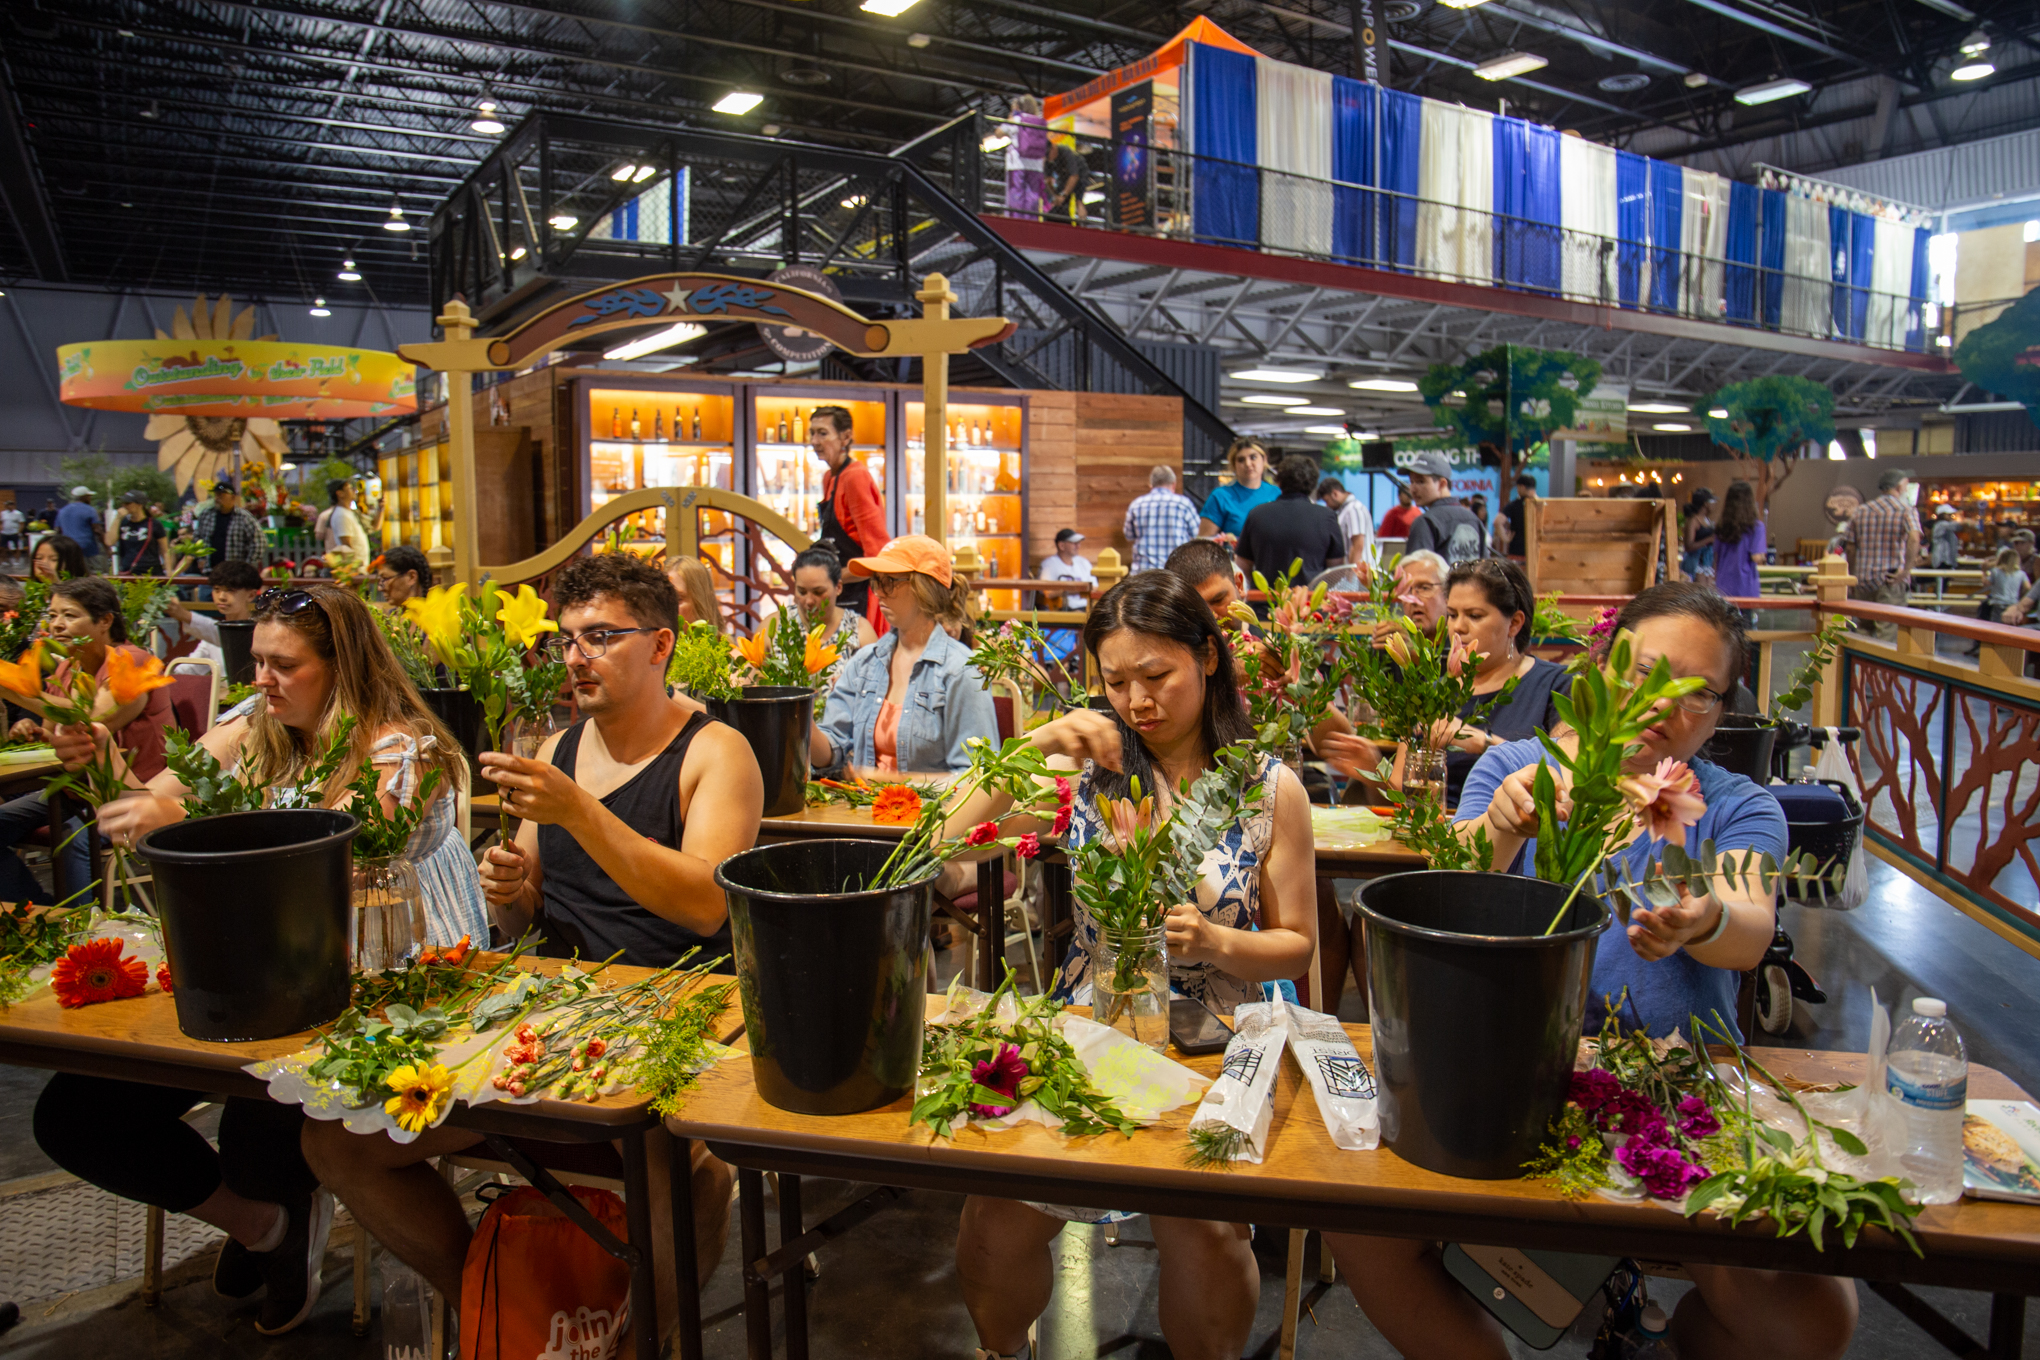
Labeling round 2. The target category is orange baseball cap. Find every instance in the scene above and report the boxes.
[844,534,953,586]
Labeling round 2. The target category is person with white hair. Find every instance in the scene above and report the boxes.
[1122,464,1200,572]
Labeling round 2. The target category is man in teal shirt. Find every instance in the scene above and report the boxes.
[1197,438,1279,539]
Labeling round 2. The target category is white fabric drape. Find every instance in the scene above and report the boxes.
[1681,168,1729,321]
[1559,136,1617,304]
[1781,194,1831,338]
[1416,102,1493,285]
[1256,58,1334,257]
[1867,216,1913,348]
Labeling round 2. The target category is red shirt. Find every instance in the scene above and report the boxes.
[823,459,890,631]
[1378,503,1422,539]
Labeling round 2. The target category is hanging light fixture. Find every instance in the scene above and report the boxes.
[471,98,505,135]
[309,297,332,317]
[383,199,410,232]
[337,258,362,281]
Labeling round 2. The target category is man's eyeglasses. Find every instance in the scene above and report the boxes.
[1401,581,1443,597]
[541,627,648,661]
[1635,663,1728,716]
[254,588,320,617]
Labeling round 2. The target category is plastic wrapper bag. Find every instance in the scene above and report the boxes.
[1284,1003,1379,1150]
[1186,1001,1289,1165]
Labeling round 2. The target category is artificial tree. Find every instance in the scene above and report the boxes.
[1952,289,2040,431]
[1418,344,1602,489]
[1693,375,1836,504]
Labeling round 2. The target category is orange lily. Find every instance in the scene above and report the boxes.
[105,648,176,706]
[734,631,771,671]
[803,624,840,675]
[0,641,45,704]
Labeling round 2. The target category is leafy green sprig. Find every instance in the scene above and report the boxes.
[667,620,739,702]
[1769,615,1847,718]
[867,736,1061,891]
[1186,1125,1254,1171]
[373,608,440,690]
[970,616,1083,715]
[307,1001,452,1108]
[346,751,443,862]
[166,715,357,818]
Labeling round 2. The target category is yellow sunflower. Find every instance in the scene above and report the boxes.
[383,1062,454,1133]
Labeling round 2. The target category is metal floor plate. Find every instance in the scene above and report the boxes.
[0,1175,223,1305]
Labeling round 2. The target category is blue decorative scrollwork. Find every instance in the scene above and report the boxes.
[687,283,792,318]
[568,288,668,327]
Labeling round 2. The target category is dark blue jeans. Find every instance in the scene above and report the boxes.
[0,788,87,905]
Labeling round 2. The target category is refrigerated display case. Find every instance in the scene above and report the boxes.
[905,398,1025,609]
[584,382,741,595]
[751,389,889,561]
[377,440,453,553]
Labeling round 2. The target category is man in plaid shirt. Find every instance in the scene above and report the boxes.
[192,481,269,568]
[1122,465,1200,573]
[1837,467,1920,640]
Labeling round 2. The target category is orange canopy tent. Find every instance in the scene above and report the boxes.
[1043,18,1265,123]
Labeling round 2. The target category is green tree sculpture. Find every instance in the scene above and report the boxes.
[1694,375,1836,500]
[1952,290,2040,428]
[1419,345,1601,483]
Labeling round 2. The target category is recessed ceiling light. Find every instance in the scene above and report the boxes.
[309,297,331,317]
[713,91,764,115]
[337,258,362,281]
[1291,406,1346,416]
[1951,60,1994,80]
[1304,425,1353,435]
[1241,394,1309,406]
[471,99,505,135]
[549,214,578,231]
[383,200,409,232]
[1627,401,1688,414]
[1652,422,1693,432]
[1707,406,1729,418]
[1476,51,1548,81]
[1734,77,1812,105]
[906,32,932,48]
[1349,377,1419,392]
[611,163,639,182]
[603,321,709,361]
[861,0,922,14]
[760,124,782,137]
[1230,366,1324,383]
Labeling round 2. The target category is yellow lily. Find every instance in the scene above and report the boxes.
[494,584,559,652]
[734,631,771,671]
[803,624,840,675]
[404,583,469,670]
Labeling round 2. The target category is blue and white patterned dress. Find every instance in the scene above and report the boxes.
[365,731,489,946]
[1050,749,1289,1014]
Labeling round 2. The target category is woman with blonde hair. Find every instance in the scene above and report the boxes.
[668,553,722,630]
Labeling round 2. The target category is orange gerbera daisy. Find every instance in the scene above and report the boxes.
[105,648,176,706]
[871,784,923,825]
[50,938,150,1008]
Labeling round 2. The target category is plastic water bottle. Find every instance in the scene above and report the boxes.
[1886,996,1967,1205]
[1629,1303,1678,1358]
[380,1259,436,1360]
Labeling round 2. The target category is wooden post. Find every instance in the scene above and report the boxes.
[436,299,483,588]
[917,273,956,547]
[426,543,455,589]
[1807,551,1856,727]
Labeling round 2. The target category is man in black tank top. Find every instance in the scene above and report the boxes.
[303,554,763,1319]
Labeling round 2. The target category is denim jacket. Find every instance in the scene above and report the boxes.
[814,626,999,777]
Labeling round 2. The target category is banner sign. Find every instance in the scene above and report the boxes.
[58,340,416,419]
[1111,83,1154,230]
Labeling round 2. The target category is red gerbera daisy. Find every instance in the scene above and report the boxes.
[50,938,150,1009]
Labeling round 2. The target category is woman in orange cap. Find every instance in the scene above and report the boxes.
[807,534,997,780]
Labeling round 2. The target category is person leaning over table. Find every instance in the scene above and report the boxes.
[33,582,482,1337]
[1322,582,1857,1360]
[304,551,762,1320]
[807,534,998,783]
[942,570,1316,1360]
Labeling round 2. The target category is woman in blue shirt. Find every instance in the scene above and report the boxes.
[1323,583,1856,1360]
[807,534,997,780]
[1196,438,1279,539]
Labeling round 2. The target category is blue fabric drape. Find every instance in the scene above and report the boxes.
[1378,88,1421,272]
[1189,44,1258,247]
[1331,76,1375,265]
[1830,207,1874,340]
[1615,151,1648,308]
[1724,181,1759,325]
[1493,117,1561,292]
[1906,224,1932,351]
[1646,160,1683,312]
[1758,187,1787,329]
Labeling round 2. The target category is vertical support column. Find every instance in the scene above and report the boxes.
[918,272,956,547]
[435,298,483,589]
[1807,551,1856,727]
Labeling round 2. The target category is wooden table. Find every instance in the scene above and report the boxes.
[0,956,738,1360]
[666,1023,2040,1360]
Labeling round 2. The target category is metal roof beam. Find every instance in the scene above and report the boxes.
[0,59,67,280]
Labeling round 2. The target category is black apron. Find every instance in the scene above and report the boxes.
[817,471,869,614]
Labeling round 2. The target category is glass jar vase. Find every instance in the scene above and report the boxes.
[1404,740,1448,813]
[352,855,425,972]
[1091,924,1168,1051]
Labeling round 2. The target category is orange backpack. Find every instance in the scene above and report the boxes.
[459,1184,635,1360]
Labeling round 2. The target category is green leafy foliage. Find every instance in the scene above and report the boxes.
[1186,1125,1253,1171]
[625,953,738,1116]
[1419,344,1602,456]
[1697,375,1837,464]
[666,620,739,702]
[1344,554,1513,754]
[306,1001,452,1109]
[1951,288,2040,425]
[0,580,50,660]
[1383,786,1492,872]
[970,616,1083,715]
[169,715,357,818]
[1533,591,1588,644]
[1228,565,1352,750]
[0,904,89,1007]
[1769,616,1847,718]
[118,580,180,641]
[347,751,443,862]
[502,656,569,737]
[1522,1103,1613,1198]
[870,736,1061,890]
[373,608,439,690]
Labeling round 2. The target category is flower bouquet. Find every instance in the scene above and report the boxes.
[666,620,738,702]
[734,606,842,693]
[118,579,180,646]
[969,617,1084,716]
[404,582,562,753]
[1223,566,1350,757]
[0,580,50,660]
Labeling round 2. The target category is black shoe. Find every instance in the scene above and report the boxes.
[213,1236,263,1299]
[252,1190,334,1336]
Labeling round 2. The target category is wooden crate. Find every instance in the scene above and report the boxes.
[1525,498,1678,596]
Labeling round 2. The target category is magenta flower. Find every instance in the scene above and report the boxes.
[1617,1140,1709,1199]
[1607,1089,1668,1140]
[969,1043,1030,1116]
[1676,1094,1721,1139]
[1569,1069,1621,1114]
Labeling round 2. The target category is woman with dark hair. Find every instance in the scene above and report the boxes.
[1324,582,1854,1360]
[30,532,89,584]
[1711,479,1767,603]
[790,545,876,654]
[944,570,1315,1360]
[1682,487,1718,580]
[374,544,431,607]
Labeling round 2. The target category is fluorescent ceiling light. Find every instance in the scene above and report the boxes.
[1241,394,1309,406]
[1290,406,1346,416]
[611,163,638,181]
[1230,366,1324,383]
[632,164,657,182]
[1734,77,1812,105]
[1476,51,1549,81]
[1437,0,1491,7]
[1627,401,1687,414]
[1652,422,1694,432]
[549,214,578,231]
[713,91,764,115]
[1349,377,1419,392]
[861,0,922,14]
[981,134,1011,152]
[471,100,505,135]
[603,321,708,361]
[308,298,331,317]
[337,259,361,281]
[1304,425,1353,435]
[1951,61,1994,81]
[1707,406,1729,418]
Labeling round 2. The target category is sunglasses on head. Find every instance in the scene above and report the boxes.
[254,588,321,617]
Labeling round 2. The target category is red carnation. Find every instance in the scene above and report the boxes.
[964,821,999,847]
[1015,833,1042,860]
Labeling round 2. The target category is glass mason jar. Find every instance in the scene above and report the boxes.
[1277,737,1306,784]
[352,855,425,972]
[1091,924,1168,1051]
[1404,739,1448,812]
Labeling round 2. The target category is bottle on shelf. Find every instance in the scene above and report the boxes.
[653,409,665,442]
[691,406,702,441]
[629,408,641,441]
[794,412,805,442]
[610,407,622,439]
[1888,997,1967,1205]
[778,411,791,443]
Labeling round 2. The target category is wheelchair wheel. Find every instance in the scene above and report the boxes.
[1756,964,1793,1035]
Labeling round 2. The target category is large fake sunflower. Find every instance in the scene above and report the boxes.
[143,294,289,493]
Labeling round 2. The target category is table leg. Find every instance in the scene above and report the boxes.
[1990,1294,2026,1359]
[779,1174,807,1360]
[738,1167,772,1360]
[621,1129,663,1360]
[670,1137,704,1360]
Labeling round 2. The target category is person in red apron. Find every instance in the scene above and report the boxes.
[811,404,889,630]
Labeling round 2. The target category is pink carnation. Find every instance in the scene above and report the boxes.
[1015,833,1041,860]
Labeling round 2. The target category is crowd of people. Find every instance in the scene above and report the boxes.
[0,419,1896,1360]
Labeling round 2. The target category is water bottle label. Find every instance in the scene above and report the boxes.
[1888,1069,1967,1112]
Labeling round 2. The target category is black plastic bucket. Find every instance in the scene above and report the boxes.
[137,809,359,1042]
[1358,871,1609,1179]
[715,839,933,1115]
[216,619,256,685]
[420,687,486,790]
[1701,714,1778,783]
[707,685,812,818]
